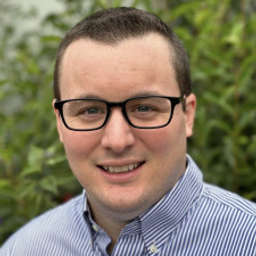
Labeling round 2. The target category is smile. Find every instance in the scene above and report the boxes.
[99,162,144,173]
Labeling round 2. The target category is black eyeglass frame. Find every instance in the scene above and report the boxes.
[54,95,184,131]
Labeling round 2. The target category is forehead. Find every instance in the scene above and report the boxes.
[59,33,179,99]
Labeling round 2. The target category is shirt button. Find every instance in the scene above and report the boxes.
[149,244,158,253]
[92,224,98,232]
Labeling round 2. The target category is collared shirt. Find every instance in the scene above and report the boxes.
[1,156,256,255]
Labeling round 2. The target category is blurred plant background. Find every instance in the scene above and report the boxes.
[0,0,255,245]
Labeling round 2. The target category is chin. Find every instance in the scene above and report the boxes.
[102,191,154,218]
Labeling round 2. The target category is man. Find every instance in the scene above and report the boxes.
[1,7,256,256]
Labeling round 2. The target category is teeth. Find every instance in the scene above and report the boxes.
[102,163,140,173]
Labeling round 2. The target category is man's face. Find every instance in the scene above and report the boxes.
[54,33,196,221]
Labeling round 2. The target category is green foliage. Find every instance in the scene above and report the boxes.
[0,0,256,245]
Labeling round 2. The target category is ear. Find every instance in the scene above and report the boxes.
[184,93,196,138]
[52,99,64,143]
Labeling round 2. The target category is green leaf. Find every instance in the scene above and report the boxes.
[224,21,244,46]
[0,179,10,188]
[27,146,44,166]
[40,176,58,195]
[40,35,61,42]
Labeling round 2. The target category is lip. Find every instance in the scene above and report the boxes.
[97,161,145,183]
[97,159,144,166]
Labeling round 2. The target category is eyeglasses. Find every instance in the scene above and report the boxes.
[54,95,184,131]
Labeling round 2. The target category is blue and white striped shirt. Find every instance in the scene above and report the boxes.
[1,156,256,255]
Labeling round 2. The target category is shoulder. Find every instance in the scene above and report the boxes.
[182,183,256,254]
[16,192,84,231]
[196,183,256,240]
[0,193,90,255]
[203,183,256,216]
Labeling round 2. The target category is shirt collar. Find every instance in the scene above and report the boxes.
[82,155,203,252]
[138,155,203,252]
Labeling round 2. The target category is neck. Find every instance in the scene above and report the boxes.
[88,201,131,252]
[93,210,128,254]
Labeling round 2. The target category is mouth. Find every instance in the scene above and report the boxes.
[97,161,145,174]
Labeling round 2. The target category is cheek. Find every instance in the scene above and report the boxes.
[61,130,100,160]
[138,123,186,154]
[140,130,170,153]
[141,108,186,146]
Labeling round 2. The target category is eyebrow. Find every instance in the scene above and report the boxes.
[74,93,103,99]
[73,90,165,100]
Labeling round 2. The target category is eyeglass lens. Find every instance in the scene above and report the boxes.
[62,97,173,130]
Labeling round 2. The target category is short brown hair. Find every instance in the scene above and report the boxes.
[53,7,191,99]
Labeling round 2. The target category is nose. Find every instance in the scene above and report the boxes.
[100,108,135,154]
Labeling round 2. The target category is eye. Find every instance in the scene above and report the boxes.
[85,107,101,114]
[136,105,154,112]
[78,106,104,116]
